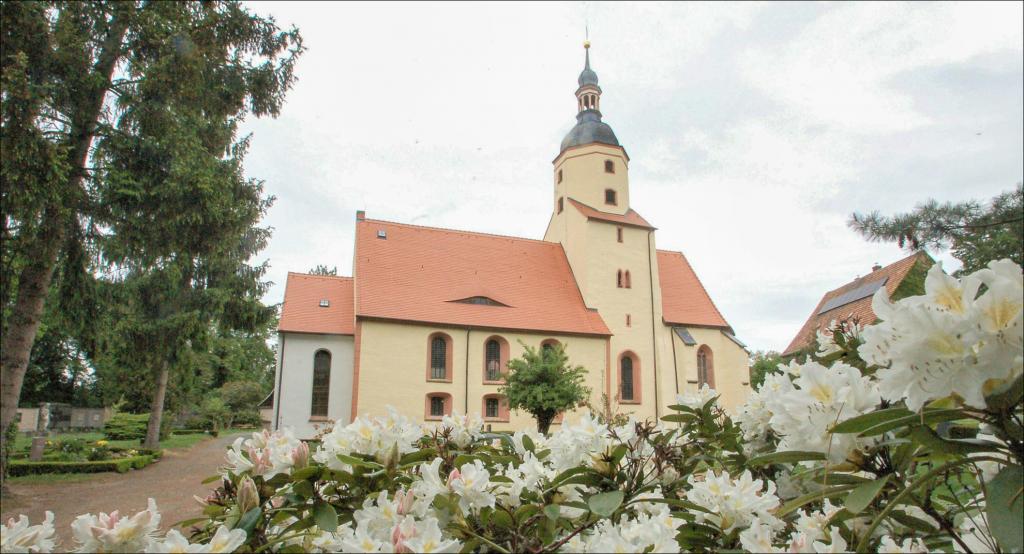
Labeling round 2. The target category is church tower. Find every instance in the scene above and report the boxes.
[545,42,669,419]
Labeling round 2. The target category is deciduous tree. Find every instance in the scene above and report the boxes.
[499,343,590,435]
[0,0,302,481]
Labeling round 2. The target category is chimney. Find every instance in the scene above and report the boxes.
[872,263,882,272]
[356,210,365,221]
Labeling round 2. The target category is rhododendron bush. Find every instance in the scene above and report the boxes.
[4,260,1021,553]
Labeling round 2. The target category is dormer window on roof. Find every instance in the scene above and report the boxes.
[377,229,387,239]
[450,296,509,307]
[319,299,330,307]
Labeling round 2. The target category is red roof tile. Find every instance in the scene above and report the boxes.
[279,273,355,335]
[354,218,611,336]
[783,252,929,355]
[568,198,655,229]
[657,250,731,329]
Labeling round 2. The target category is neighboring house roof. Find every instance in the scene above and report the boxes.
[783,251,928,356]
[657,250,731,329]
[354,218,611,336]
[568,198,654,229]
[279,273,355,335]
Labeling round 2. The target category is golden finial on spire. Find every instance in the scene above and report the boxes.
[584,23,590,49]
[583,40,590,49]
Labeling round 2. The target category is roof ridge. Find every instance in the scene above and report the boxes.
[823,251,925,295]
[667,250,731,329]
[287,272,353,281]
[361,217,554,245]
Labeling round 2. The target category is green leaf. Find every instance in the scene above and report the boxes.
[201,474,223,485]
[237,507,262,535]
[858,409,966,437]
[491,509,513,529]
[588,490,624,517]
[335,453,381,468]
[544,504,560,521]
[291,466,320,481]
[986,465,1023,553]
[844,474,891,514]
[778,485,857,516]
[747,451,827,466]
[889,510,938,533]
[399,448,437,466]
[522,434,536,453]
[548,466,590,489]
[829,407,913,434]
[514,504,540,523]
[292,480,314,499]
[661,414,697,424]
[910,426,995,455]
[314,502,338,532]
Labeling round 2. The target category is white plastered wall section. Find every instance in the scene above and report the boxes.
[273,332,354,439]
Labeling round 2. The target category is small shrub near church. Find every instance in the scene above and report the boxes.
[4,259,1022,553]
[102,412,169,441]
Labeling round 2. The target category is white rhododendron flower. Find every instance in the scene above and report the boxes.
[314,407,423,470]
[676,384,718,409]
[861,260,1023,411]
[763,360,879,463]
[685,469,781,533]
[448,459,496,513]
[434,413,484,447]
[71,498,161,553]
[223,428,302,478]
[1,511,57,554]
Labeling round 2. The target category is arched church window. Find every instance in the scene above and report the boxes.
[557,169,563,183]
[617,227,623,243]
[617,270,623,288]
[605,189,617,205]
[311,350,331,417]
[428,333,452,381]
[624,270,632,289]
[484,337,507,382]
[558,197,564,214]
[605,160,615,173]
[697,346,715,387]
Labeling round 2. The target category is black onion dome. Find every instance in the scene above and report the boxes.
[560,110,619,152]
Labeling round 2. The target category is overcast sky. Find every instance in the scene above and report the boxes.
[239,1,1023,353]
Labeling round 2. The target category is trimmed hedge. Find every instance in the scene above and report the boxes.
[8,454,156,477]
[102,412,171,441]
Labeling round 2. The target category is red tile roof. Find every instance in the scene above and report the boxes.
[568,198,655,229]
[657,250,731,329]
[783,252,929,355]
[353,218,611,336]
[279,273,355,335]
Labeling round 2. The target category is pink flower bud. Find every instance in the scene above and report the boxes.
[291,442,309,470]
[237,476,259,514]
[446,468,461,486]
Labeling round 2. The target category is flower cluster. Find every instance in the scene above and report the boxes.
[861,260,1022,410]
[6,260,1021,553]
[2,500,245,553]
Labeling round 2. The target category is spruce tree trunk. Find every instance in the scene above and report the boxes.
[145,362,170,449]
[0,10,130,495]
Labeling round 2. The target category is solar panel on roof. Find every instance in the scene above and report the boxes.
[818,277,888,315]
[674,327,697,346]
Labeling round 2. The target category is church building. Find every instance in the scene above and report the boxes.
[271,43,751,437]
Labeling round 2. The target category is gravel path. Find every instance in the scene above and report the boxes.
[1,433,238,548]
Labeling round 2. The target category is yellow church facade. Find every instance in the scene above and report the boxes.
[271,44,751,437]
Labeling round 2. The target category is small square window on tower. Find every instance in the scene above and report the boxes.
[557,169,563,183]
[319,299,330,308]
[605,160,615,173]
[617,227,623,243]
[558,197,564,214]
[605,189,617,205]
[626,314,631,327]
